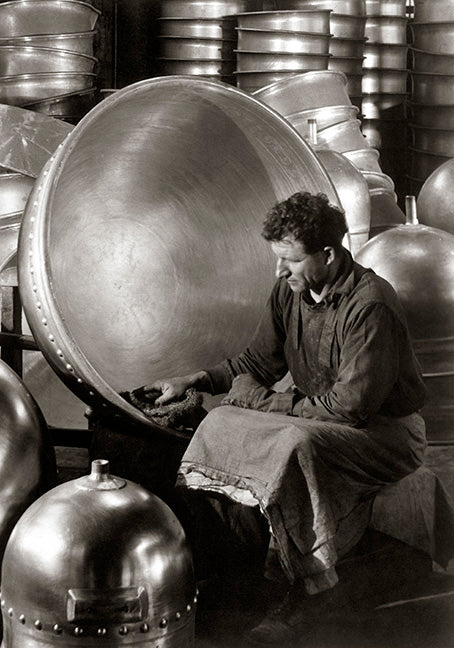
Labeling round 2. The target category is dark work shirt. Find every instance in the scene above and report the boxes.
[206,249,426,427]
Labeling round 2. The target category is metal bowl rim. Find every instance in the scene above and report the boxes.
[0,0,100,13]
[409,46,454,58]
[0,44,97,61]
[235,27,332,36]
[236,8,332,15]
[286,103,359,119]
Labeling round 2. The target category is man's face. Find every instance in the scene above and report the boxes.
[270,236,331,294]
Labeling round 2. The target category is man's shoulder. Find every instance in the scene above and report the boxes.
[351,261,403,312]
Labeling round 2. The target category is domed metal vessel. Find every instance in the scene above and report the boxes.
[17,75,339,435]
[417,158,454,235]
[1,459,196,647]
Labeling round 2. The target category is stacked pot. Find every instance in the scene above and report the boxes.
[361,0,408,202]
[407,0,454,196]
[156,0,263,83]
[0,0,100,123]
[234,8,332,92]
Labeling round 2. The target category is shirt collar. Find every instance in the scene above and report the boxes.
[302,248,356,307]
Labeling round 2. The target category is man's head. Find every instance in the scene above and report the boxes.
[262,192,348,296]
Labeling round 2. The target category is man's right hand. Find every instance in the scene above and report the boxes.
[142,371,210,406]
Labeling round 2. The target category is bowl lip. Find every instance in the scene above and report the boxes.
[0,71,96,81]
[411,20,454,27]
[251,67,348,90]
[21,86,96,107]
[236,8,332,16]
[363,14,408,22]
[0,0,101,13]
[362,67,408,74]
[0,44,97,61]
[364,41,408,49]
[286,103,359,119]
[235,27,333,36]
[157,16,237,22]
[409,46,454,58]
[0,30,96,42]
[409,70,454,78]
[157,34,236,42]
[234,49,331,57]
[234,68,313,75]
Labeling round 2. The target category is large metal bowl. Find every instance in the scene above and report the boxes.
[407,101,454,129]
[286,103,359,136]
[363,43,408,69]
[343,146,382,172]
[364,15,408,44]
[252,69,351,115]
[157,58,235,76]
[410,124,454,157]
[417,158,454,235]
[0,171,34,214]
[413,0,454,23]
[329,36,366,58]
[21,87,97,120]
[277,0,367,15]
[409,22,454,55]
[316,117,368,152]
[365,0,407,15]
[328,55,364,74]
[0,45,97,76]
[158,37,236,60]
[410,47,454,75]
[235,50,330,72]
[157,17,237,39]
[236,9,331,32]
[361,68,408,94]
[410,147,452,180]
[17,76,340,433]
[0,31,96,56]
[160,0,262,18]
[330,13,367,39]
[410,71,454,105]
[0,72,96,105]
[236,28,332,54]
[0,0,100,37]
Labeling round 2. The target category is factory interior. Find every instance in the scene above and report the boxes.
[1,0,454,646]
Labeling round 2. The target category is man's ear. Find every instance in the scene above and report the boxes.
[323,246,336,265]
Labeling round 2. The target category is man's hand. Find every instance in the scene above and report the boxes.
[142,371,210,406]
[221,374,296,414]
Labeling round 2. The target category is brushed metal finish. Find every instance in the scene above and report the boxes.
[1,460,196,647]
[158,37,236,60]
[410,146,451,179]
[236,28,332,54]
[317,118,368,152]
[18,76,339,432]
[328,55,364,74]
[160,0,262,17]
[276,0,367,15]
[0,45,97,76]
[236,9,331,32]
[343,146,382,172]
[329,36,366,58]
[413,0,454,23]
[410,124,454,157]
[235,50,330,71]
[361,68,408,94]
[365,0,407,15]
[22,87,97,118]
[157,17,237,39]
[410,71,454,105]
[410,22,454,55]
[252,69,351,115]
[236,69,302,90]
[365,15,407,44]
[361,170,395,190]
[330,13,367,39]
[368,189,405,236]
[158,58,235,76]
[417,158,454,235]
[363,42,408,69]
[0,171,34,214]
[286,103,358,136]
[0,31,96,56]
[410,47,454,75]
[0,72,96,105]
[0,0,100,37]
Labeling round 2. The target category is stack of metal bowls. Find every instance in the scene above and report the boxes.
[156,0,263,82]
[0,0,100,123]
[407,0,454,196]
[234,8,332,92]
[274,0,368,105]
[361,0,408,200]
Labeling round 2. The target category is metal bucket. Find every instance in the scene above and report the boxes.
[364,15,408,44]
[361,68,408,94]
[410,22,454,55]
[0,0,100,37]
[276,0,367,15]
[235,50,330,71]
[0,30,96,56]
[236,28,332,54]
[316,118,368,152]
[157,17,237,39]
[17,76,340,433]
[236,9,332,32]
[157,58,235,75]
[21,87,97,119]
[0,45,97,76]
[330,13,367,39]
[416,158,454,235]
[363,42,408,69]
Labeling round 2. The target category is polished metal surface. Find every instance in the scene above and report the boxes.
[160,0,262,17]
[368,189,405,236]
[276,0,367,15]
[361,68,408,94]
[363,42,408,69]
[0,104,73,177]
[235,69,302,90]
[365,0,407,15]
[328,55,364,74]
[252,69,351,116]
[286,103,358,136]
[22,87,97,119]
[1,459,196,647]
[361,170,395,190]
[410,124,454,156]
[0,45,97,76]
[329,36,366,58]
[364,15,408,44]
[316,118,368,152]
[410,71,454,105]
[410,47,454,75]
[157,17,237,39]
[317,149,371,256]
[236,28,332,54]
[0,212,22,270]
[410,22,454,55]
[417,158,454,235]
[235,50,330,72]
[0,0,100,37]
[343,146,382,172]
[344,72,362,96]
[413,0,454,23]
[410,147,451,180]
[236,9,331,32]
[0,71,96,105]
[158,58,235,76]
[329,13,367,39]
[18,76,340,432]
[0,31,95,56]
[360,92,407,119]
[0,171,34,214]
[158,37,235,60]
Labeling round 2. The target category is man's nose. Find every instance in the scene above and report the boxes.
[276,258,290,278]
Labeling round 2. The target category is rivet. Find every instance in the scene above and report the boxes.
[8,607,13,617]
[36,301,41,309]
[48,334,55,342]
[194,595,198,603]
[175,612,181,620]
[57,350,63,357]
[74,627,83,636]
[66,364,73,372]
[42,318,47,326]
[30,267,34,274]
[89,391,94,397]
[140,623,149,633]
[33,201,38,207]
[43,170,48,176]
[186,604,191,612]
[19,614,25,624]
[50,157,54,161]
[53,624,63,635]
[159,618,168,628]
[119,626,128,635]
[1,600,5,608]
[29,233,33,239]
[28,250,33,257]
[77,378,83,384]
[97,627,107,636]
[38,185,42,190]
[34,620,43,630]
[32,285,37,292]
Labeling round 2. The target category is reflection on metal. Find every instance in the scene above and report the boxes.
[0,172,34,214]
[417,158,454,235]
[0,30,96,56]
[18,76,340,434]
[0,71,97,105]
[0,0,100,37]
[0,45,97,76]
[1,459,196,647]
[0,104,73,177]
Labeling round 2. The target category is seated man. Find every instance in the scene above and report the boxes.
[145,191,427,643]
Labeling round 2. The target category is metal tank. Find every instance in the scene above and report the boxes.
[17,75,340,437]
[1,459,196,647]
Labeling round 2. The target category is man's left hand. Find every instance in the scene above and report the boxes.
[221,374,295,414]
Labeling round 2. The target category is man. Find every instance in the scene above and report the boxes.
[145,191,427,643]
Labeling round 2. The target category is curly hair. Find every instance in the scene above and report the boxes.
[262,192,347,254]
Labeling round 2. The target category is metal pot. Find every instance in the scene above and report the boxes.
[157,17,237,39]
[316,118,368,152]
[343,146,382,172]
[413,0,454,23]
[21,87,97,120]
[364,15,408,44]
[235,50,330,71]
[360,92,406,119]
[17,76,340,432]
[251,69,351,114]
[361,68,408,94]
[277,0,367,15]
[365,0,407,15]
[236,28,332,54]
[363,42,408,69]
[0,31,96,56]
[329,36,366,58]
[236,9,331,32]
[361,118,407,148]
[410,147,452,180]
[410,71,454,105]
[0,45,97,76]
[328,55,364,74]
[0,0,100,37]
[330,13,367,39]
[417,158,454,235]
[361,170,395,190]
[160,0,262,17]
[158,37,236,60]
[410,47,454,75]
[286,103,359,135]
[410,124,454,157]
[409,22,454,55]
[0,71,96,105]
[158,58,235,75]
[0,171,34,214]
[236,69,302,90]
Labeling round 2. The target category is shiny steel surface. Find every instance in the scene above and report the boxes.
[410,147,451,179]
[328,55,364,74]
[235,50,330,72]
[344,73,362,96]
[365,0,407,15]
[0,212,22,270]
[368,189,405,236]
[157,17,237,39]
[0,31,96,56]
[360,92,407,119]
[0,72,96,105]
[410,71,454,105]
[1,459,196,647]
[160,0,262,17]
[343,146,382,172]
[363,42,408,69]
[0,0,100,37]
[236,28,332,54]
[0,172,34,214]
[316,118,368,152]
[413,0,454,23]
[236,9,331,32]
[410,47,454,75]
[158,58,235,75]
[18,76,339,432]
[236,69,302,90]
[410,22,454,55]
[361,170,395,190]
[158,37,235,60]
[417,158,454,235]
[361,68,408,94]
[410,124,454,156]
[329,13,367,39]
[0,46,97,76]
[329,36,366,58]
[22,87,97,118]
[364,15,407,44]
[252,69,351,115]
[0,104,73,177]
[286,103,358,136]
[317,149,371,256]
[277,0,366,15]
